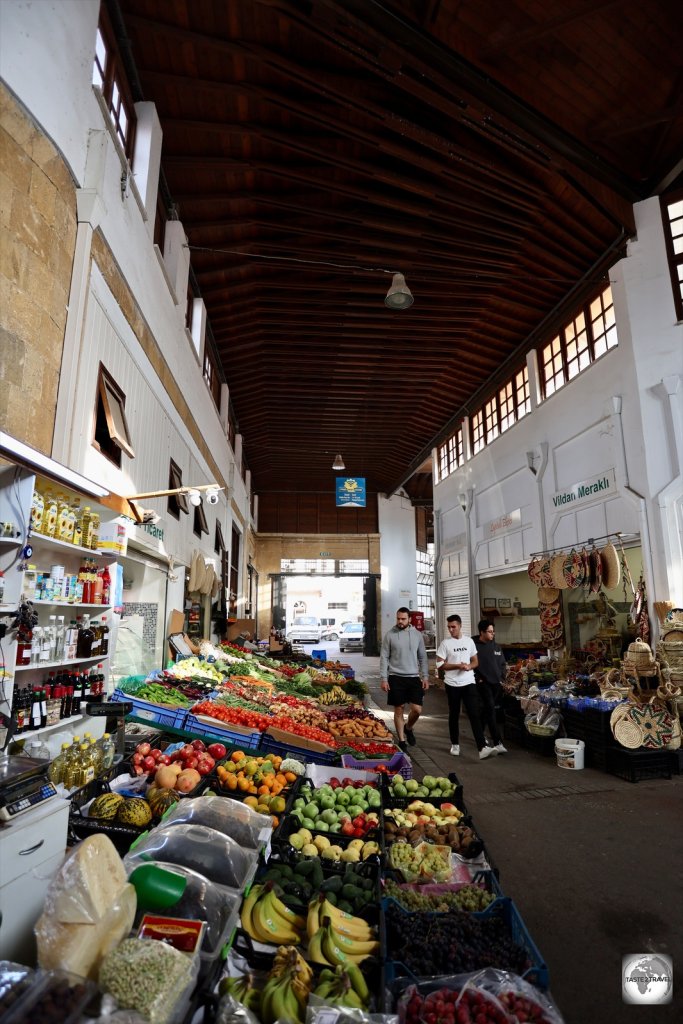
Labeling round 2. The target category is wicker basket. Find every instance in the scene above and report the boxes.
[623,639,656,673]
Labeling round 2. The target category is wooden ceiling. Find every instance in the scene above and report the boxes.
[115,0,682,504]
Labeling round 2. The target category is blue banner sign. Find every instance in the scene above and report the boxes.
[336,477,366,507]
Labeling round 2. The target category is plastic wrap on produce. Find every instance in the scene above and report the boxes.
[99,938,197,1024]
[124,823,258,891]
[162,795,272,848]
[215,992,262,1024]
[307,997,398,1024]
[394,969,564,1024]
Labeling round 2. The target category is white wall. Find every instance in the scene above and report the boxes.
[378,493,418,638]
[434,197,683,613]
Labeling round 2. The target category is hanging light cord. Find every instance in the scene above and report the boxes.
[186,244,397,275]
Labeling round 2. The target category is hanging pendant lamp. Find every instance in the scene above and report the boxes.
[332,454,346,471]
[384,273,414,309]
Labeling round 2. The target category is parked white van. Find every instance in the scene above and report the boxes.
[286,615,322,643]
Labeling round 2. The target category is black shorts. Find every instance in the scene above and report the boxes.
[387,674,424,707]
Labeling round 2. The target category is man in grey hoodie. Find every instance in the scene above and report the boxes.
[380,607,430,752]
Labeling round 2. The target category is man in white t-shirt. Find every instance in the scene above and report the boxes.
[435,614,497,760]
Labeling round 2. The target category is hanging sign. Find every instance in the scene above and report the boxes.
[483,509,521,538]
[336,478,366,507]
[552,469,617,509]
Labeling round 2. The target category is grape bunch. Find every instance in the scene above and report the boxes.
[386,904,531,978]
[384,879,496,913]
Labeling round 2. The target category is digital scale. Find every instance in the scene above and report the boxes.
[0,754,58,821]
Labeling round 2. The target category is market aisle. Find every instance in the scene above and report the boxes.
[346,652,683,1024]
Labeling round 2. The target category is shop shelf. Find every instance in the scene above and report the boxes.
[606,746,673,783]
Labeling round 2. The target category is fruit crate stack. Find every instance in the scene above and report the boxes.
[606,746,673,783]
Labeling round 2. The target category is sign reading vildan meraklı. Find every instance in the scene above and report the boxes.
[552,469,616,509]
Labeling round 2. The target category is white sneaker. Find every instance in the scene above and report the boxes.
[450,744,460,756]
[479,746,497,760]
[493,743,508,754]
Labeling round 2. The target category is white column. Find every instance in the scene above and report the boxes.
[163,220,190,313]
[132,101,163,232]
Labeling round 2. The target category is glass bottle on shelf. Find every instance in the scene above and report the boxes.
[12,687,26,734]
[30,688,41,730]
[55,615,65,660]
[101,564,111,605]
[27,738,50,761]
[57,493,73,543]
[47,615,57,660]
[100,619,109,656]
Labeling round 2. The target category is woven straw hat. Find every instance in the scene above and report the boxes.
[538,587,560,604]
[562,550,585,589]
[601,542,621,589]
[630,703,673,749]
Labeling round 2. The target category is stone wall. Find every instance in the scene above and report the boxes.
[0,84,77,451]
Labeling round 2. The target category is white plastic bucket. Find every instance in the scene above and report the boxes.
[555,738,585,770]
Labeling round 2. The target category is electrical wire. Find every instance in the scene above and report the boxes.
[186,244,397,275]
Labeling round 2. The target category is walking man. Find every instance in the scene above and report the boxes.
[474,620,508,754]
[380,607,430,753]
[436,614,496,760]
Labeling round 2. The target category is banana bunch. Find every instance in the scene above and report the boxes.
[307,898,380,966]
[260,947,314,1024]
[313,963,370,1009]
[317,685,353,705]
[219,974,261,1015]
[240,882,306,945]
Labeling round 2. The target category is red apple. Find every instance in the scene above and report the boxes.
[328,777,341,788]
[131,752,144,766]
[142,755,157,773]
[185,756,199,770]
[207,743,227,760]
[150,748,163,760]
[136,742,151,756]
[191,739,206,752]
[341,822,355,836]
[158,754,171,765]
[180,744,195,760]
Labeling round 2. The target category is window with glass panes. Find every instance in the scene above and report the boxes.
[540,285,619,398]
[471,409,485,454]
[437,426,464,482]
[416,547,434,619]
[91,11,136,158]
[470,364,530,451]
[661,193,683,321]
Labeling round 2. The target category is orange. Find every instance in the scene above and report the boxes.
[271,814,279,828]
[244,796,259,809]
[231,750,245,763]
[257,784,270,796]
[284,771,297,784]
[237,777,250,792]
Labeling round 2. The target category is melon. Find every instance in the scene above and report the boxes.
[116,798,153,827]
[147,785,180,818]
[89,792,124,820]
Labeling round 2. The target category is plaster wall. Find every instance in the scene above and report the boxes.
[378,494,419,638]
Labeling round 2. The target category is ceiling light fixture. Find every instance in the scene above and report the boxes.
[332,454,346,471]
[0,431,110,497]
[384,272,414,310]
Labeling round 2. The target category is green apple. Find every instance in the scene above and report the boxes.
[404,779,419,793]
[344,786,357,798]
[314,819,330,832]
[303,803,319,820]
[320,808,338,825]
[422,775,436,790]
[393,782,408,797]
[293,797,307,810]
[329,822,342,833]
[335,792,351,806]
[415,786,429,798]
[290,808,304,824]
[346,804,364,818]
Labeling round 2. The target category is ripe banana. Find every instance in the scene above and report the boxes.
[266,887,306,933]
[270,974,303,1024]
[307,925,334,966]
[252,890,303,945]
[321,919,379,965]
[328,921,379,956]
[239,883,264,937]
[274,945,313,985]
[319,898,374,940]
[306,897,321,939]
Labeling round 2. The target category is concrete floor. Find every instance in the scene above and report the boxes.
[341,650,683,1024]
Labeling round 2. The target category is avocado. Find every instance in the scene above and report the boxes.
[320,875,343,894]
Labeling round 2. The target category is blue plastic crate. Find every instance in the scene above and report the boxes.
[340,666,355,679]
[183,713,263,751]
[260,732,338,766]
[109,688,188,730]
[384,896,548,990]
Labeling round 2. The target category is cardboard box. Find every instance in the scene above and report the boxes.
[98,518,128,555]
[265,726,333,754]
[305,763,375,786]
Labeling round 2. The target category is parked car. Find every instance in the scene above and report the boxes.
[286,615,322,643]
[338,622,365,653]
[321,626,339,641]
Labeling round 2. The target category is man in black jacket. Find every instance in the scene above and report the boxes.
[474,620,508,754]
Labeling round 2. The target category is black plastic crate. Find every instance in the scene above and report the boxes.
[524,732,557,757]
[606,747,673,783]
[561,708,585,740]
[274,810,385,856]
[68,763,151,854]
[668,748,683,775]
[380,771,465,813]
[503,714,527,746]
[584,744,609,771]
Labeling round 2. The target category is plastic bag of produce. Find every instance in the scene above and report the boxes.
[124,823,258,891]
[35,835,137,980]
[467,968,564,1023]
[161,795,271,849]
[396,978,508,1024]
[215,991,262,1024]
[307,1000,398,1024]
[99,938,197,1024]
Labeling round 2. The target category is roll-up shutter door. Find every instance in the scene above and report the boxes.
[441,575,471,637]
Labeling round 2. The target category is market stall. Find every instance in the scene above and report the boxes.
[0,634,568,1024]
